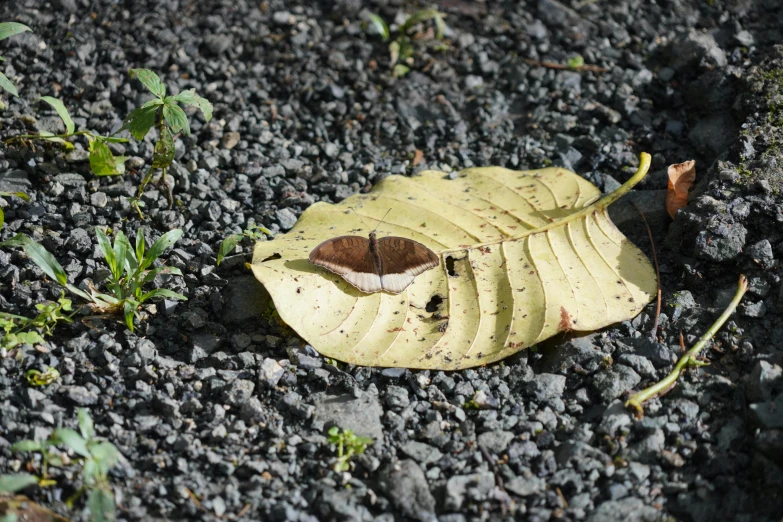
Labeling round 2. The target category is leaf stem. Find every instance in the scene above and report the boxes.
[625,274,749,417]
[439,152,652,254]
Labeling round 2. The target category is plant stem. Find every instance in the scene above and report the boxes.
[5,130,92,143]
[625,274,749,417]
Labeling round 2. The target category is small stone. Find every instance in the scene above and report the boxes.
[526,373,567,401]
[313,391,384,440]
[749,394,783,429]
[470,390,498,409]
[0,169,32,192]
[62,386,99,406]
[444,472,495,510]
[221,132,241,150]
[616,354,656,378]
[384,385,410,410]
[592,366,641,403]
[259,358,285,388]
[505,473,544,496]
[660,449,685,468]
[694,225,747,263]
[240,397,267,424]
[376,460,437,522]
[275,208,298,231]
[222,379,255,406]
[400,441,443,466]
[89,191,108,208]
[477,430,515,454]
[669,29,727,71]
[746,239,774,263]
[747,361,782,402]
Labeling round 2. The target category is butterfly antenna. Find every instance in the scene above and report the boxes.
[348,207,372,232]
[372,208,392,233]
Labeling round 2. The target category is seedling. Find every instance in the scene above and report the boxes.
[326,427,373,472]
[0,22,32,105]
[6,97,130,176]
[369,10,446,77]
[26,366,61,386]
[626,275,749,418]
[0,227,186,332]
[122,68,212,214]
[567,55,585,69]
[8,408,121,521]
[0,190,29,229]
[0,293,74,349]
[216,223,272,266]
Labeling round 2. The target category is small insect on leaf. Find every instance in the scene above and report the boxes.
[666,160,696,219]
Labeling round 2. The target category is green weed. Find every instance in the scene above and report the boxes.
[0,293,74,350]
[0,190,29,230]
[123,68,212,214]
[7,96,129,176]
[368,10,446,78]
[326,427,373,472]
[216,223,271,266]
[3,408,121,521]
[0,227,186,332]
[0,22,32,104]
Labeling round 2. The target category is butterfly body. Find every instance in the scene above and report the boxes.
[309,231,440,294]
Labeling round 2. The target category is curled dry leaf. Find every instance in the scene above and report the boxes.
[666,160,695,219]
[251,154,657,370]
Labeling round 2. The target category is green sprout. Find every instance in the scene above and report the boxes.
[0,293,74,350]
[7,96,129,176]
[26,367,61,387]
[6,408,121,521]
[568,55,585,69]
[0,22,32,105]
[368,10,446,78]
[122,68,213,215]
[216,223,272,266]
[326,427,373,472]
[0,227,186,332]
[0,190,29,230]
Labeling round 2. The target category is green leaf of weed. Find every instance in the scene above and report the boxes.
[122,102,160,140]
[78,408,95,440]
[87,487,116,522]
[0,473,37,493]
[0,70,19,97]
[13,235,69,286]
[129,68,166,99]
[89,140,121,176]
[0,22,32,41]
[11,440,42,452]
[53,428,90,458]
[368,14,390,41]
[141,229,182,270]
[162,104,189,135]
[39,96,75,135]
[217,234,242,266]
[169,89,213,122]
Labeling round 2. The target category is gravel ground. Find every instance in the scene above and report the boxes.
[1,0,782,521]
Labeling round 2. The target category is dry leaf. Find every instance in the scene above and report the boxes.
[251,154,657,370]
[666,160,695,219]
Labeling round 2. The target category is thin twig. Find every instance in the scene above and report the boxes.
[630,202,661,340]
[523,58,608,73]
[625,275,749,418]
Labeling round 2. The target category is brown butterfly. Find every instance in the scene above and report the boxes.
[309,211,439,294]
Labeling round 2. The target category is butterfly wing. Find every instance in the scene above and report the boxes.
[309,236,382,293]
[377,237,440,294]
